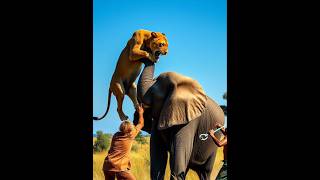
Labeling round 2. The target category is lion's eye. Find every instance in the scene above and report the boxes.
[159,43,164,47]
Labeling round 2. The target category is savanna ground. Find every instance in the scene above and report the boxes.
[93,137,224,180]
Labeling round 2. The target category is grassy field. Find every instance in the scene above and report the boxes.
[93,137,224,180]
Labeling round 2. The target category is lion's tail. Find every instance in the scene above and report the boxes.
[93,89,112,121]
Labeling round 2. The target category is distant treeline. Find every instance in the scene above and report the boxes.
[93,132,150,137]
[93,130,149,153]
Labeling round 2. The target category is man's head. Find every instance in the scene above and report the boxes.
[119,120,133,134]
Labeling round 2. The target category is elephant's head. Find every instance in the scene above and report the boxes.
[133,59,208,133]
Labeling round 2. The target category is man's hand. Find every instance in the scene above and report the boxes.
[209,129,215,137]
[138,105,144,116]
[216,123,226,130]
[216,123,222,128]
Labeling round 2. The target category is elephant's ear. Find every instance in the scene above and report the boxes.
[157,72,208,130]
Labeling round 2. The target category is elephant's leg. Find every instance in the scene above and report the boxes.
[195,153,216,180]
[185,167,190,176]
[169,126,196,180]
[127,82,139,110]
[112,82,128,121]
[150,130,167,180]
[169,142,189,180]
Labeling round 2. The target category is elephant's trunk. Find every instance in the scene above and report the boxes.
[137,58,156,104]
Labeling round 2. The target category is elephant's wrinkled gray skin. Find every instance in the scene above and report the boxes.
[133,58,225,180]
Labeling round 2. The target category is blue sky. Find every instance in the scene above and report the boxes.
[93,0,227,134]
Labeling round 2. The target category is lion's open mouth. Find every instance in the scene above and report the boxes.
[155,51,161,59]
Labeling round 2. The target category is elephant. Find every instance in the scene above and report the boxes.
[133,58,225,180]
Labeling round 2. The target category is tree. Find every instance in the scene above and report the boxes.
[223,92,227,100]
[93,131,111,152]
[135,131,147,144]
[220,91,227,116]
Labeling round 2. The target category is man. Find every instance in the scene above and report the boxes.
[102,105,144,180]
[209,123,227,180]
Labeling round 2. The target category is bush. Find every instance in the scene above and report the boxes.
[131,144,139,152]
[135,131,147,144]
[93,131,112,153]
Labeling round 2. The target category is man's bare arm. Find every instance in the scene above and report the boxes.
[209,129,227,147]
[131,105,144,138]
[135,106,144,131]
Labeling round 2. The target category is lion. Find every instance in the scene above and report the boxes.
[93,29,169,121]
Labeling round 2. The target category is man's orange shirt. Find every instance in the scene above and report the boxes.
[103,126,142,172]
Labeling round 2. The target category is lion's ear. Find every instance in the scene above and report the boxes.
[151,32,158,38]
[162,33,165,36]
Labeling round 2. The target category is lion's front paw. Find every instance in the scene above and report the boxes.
[146,52,156,62]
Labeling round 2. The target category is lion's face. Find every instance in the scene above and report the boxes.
[149,32,169,62]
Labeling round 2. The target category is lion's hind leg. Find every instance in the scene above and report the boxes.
[111,81,128,121]
[127,82,139,110]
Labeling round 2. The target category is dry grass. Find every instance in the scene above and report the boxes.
[93,137,224,180]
